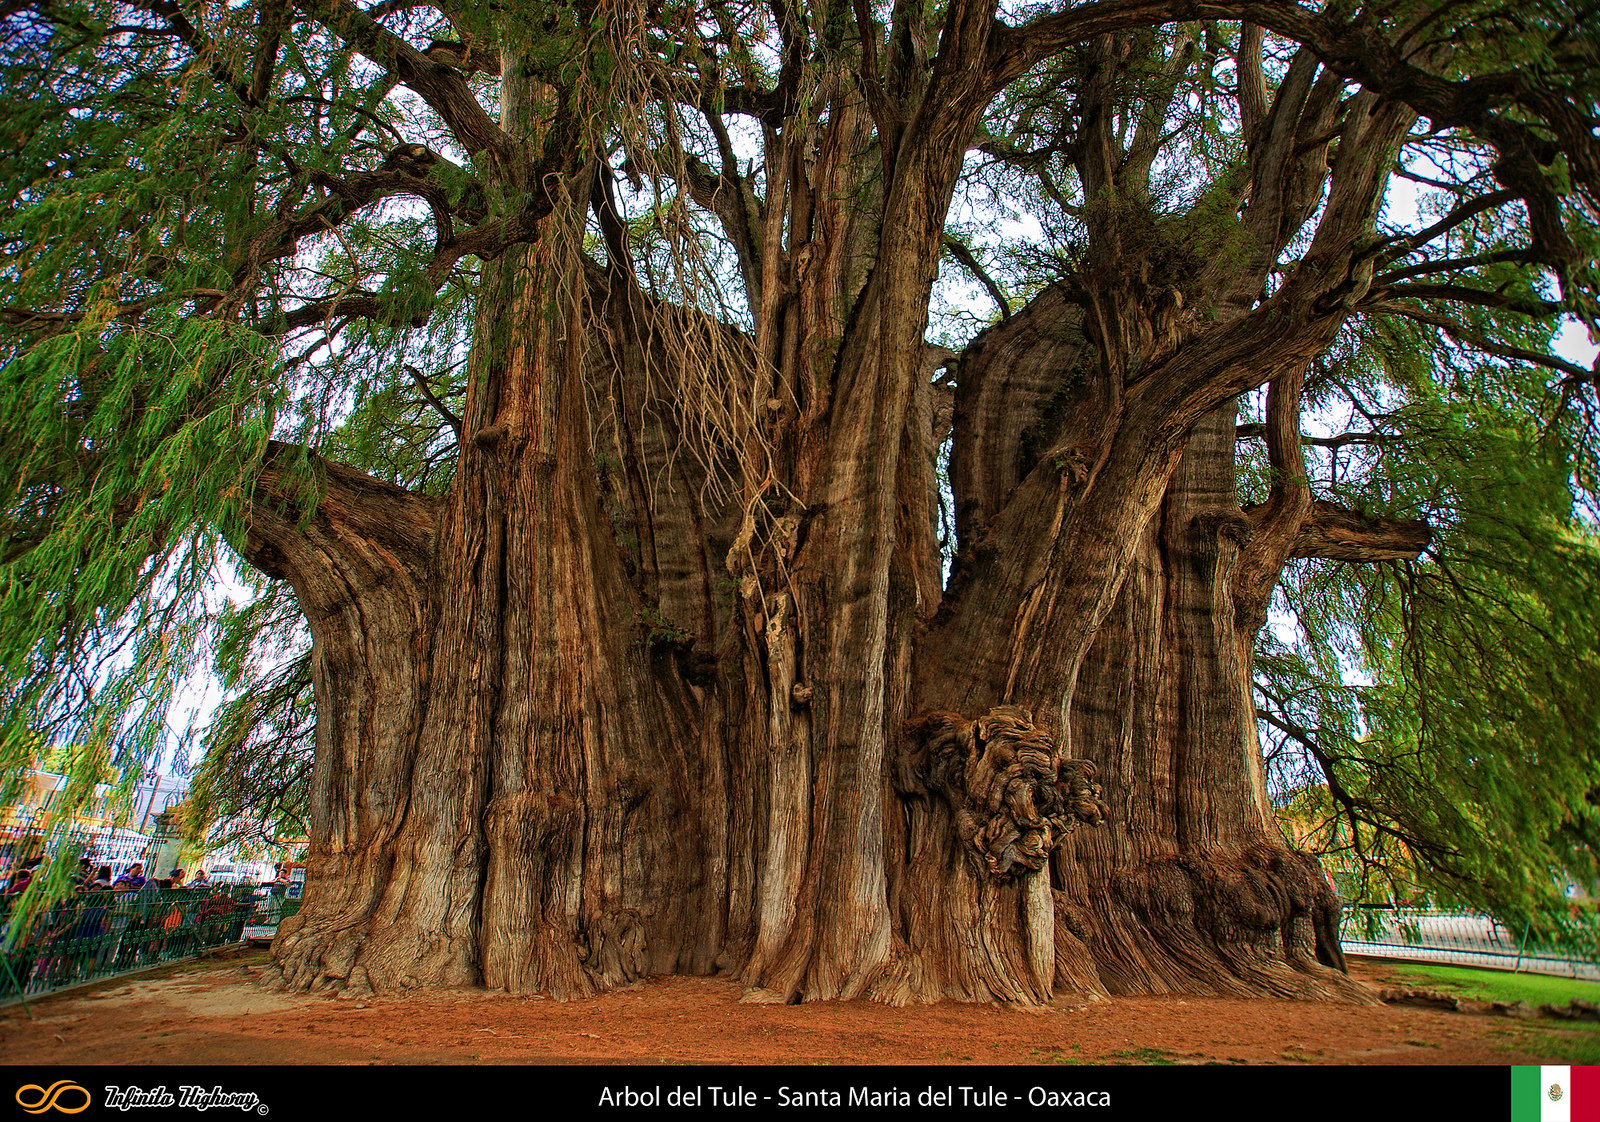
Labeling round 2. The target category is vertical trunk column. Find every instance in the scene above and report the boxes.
[1066,405,1363,1000]
[245,450,438,993]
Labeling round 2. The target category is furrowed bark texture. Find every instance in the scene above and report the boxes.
[239,14,1443,1006]
[256,231,730,997]
[915,293,1369,1002]
[243,446,438,993]
[1055,406,1362,1000]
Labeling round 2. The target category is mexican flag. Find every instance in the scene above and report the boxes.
[1512,1067,1600,1121]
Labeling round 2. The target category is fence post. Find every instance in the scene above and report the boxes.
[1512,920,1533,974]
[0,953,31,1019]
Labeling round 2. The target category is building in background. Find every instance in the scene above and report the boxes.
[127,773,188,834]
[3,765,310,885]
[196,832,307,885]
[1,767,192,878]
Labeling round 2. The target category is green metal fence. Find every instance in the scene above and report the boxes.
[1339,905,1600,981]
[0,888,302,1007]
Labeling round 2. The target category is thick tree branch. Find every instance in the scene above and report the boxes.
[1123,24,1197,191]
[1237,22,1268,141]
[422,38,501,76]
[853,0,902,166]
[242,441,437,596]
[261,173,554,335]
[1132,107,1417,432]
[677,146,762,304]
[271,292,388,334]
[226,146,478,294]
[1231,45,1339,294]
[1,289,228,328]
[291,0,518,170]
[1235,364,1312,630]
[985,0,1596,274]
[1282,500,1433,564]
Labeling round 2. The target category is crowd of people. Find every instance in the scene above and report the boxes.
[0,857,286,997]
[0,856,292,896]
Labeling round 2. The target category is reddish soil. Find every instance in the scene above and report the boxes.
[0,951,1590,1066]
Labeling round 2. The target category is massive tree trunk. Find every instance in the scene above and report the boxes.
[1054,403,1359,1001]
[240,13,1436,1005]
[259,223,731,996]
[256,58,741,994]
[910,302,1360,1002]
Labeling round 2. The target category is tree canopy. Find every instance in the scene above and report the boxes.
[1,0,1597,982]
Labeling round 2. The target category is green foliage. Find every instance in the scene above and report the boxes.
[636,605,693,649]
[182,582,312,852]
[0,301,282,818]
[0,0,467,890]
[1259,316,1600,943]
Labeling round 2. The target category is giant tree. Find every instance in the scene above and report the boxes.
[2,0,1595,1003]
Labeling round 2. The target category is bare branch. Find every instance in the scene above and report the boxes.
[1375,249,1536,285]
[402,364,462,437]
[942,237,1012,320]
[1360,300,1595,384]
[1365,285,1565,318]
[1236,424,1385,451]
[1376,188,1519,262]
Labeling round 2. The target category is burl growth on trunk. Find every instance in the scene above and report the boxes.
[904,707,1108,881]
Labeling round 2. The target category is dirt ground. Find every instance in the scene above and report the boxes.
[0,951,1592,1066]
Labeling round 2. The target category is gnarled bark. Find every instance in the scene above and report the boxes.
[241,445,438,992]
[257,202,733,998]
[239,6,1452,1010]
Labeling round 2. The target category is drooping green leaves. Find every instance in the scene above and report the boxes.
[1257,318,1600,942]
[0,0,463,881]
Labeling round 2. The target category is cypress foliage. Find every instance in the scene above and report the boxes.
[0,0,1595,979]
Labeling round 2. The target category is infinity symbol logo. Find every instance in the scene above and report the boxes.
[15,1080,91,1115]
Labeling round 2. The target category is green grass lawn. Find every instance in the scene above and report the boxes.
[1384,963,1600,1008]
[1484,1020,1600,1064]
[1382,964,1600,1063]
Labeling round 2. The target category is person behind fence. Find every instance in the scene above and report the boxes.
[196,886,239,943]
[101,885,136,970]
[111,871,159,967]
[85,885,121,975]
[63,884,111,986]
[159,874,197,957]
[28,893,82,989]
[0,880,266,999]
[4,857,41,895]
[5,893,45,989]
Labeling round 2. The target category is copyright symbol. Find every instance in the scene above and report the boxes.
[257,1106,269,1116]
